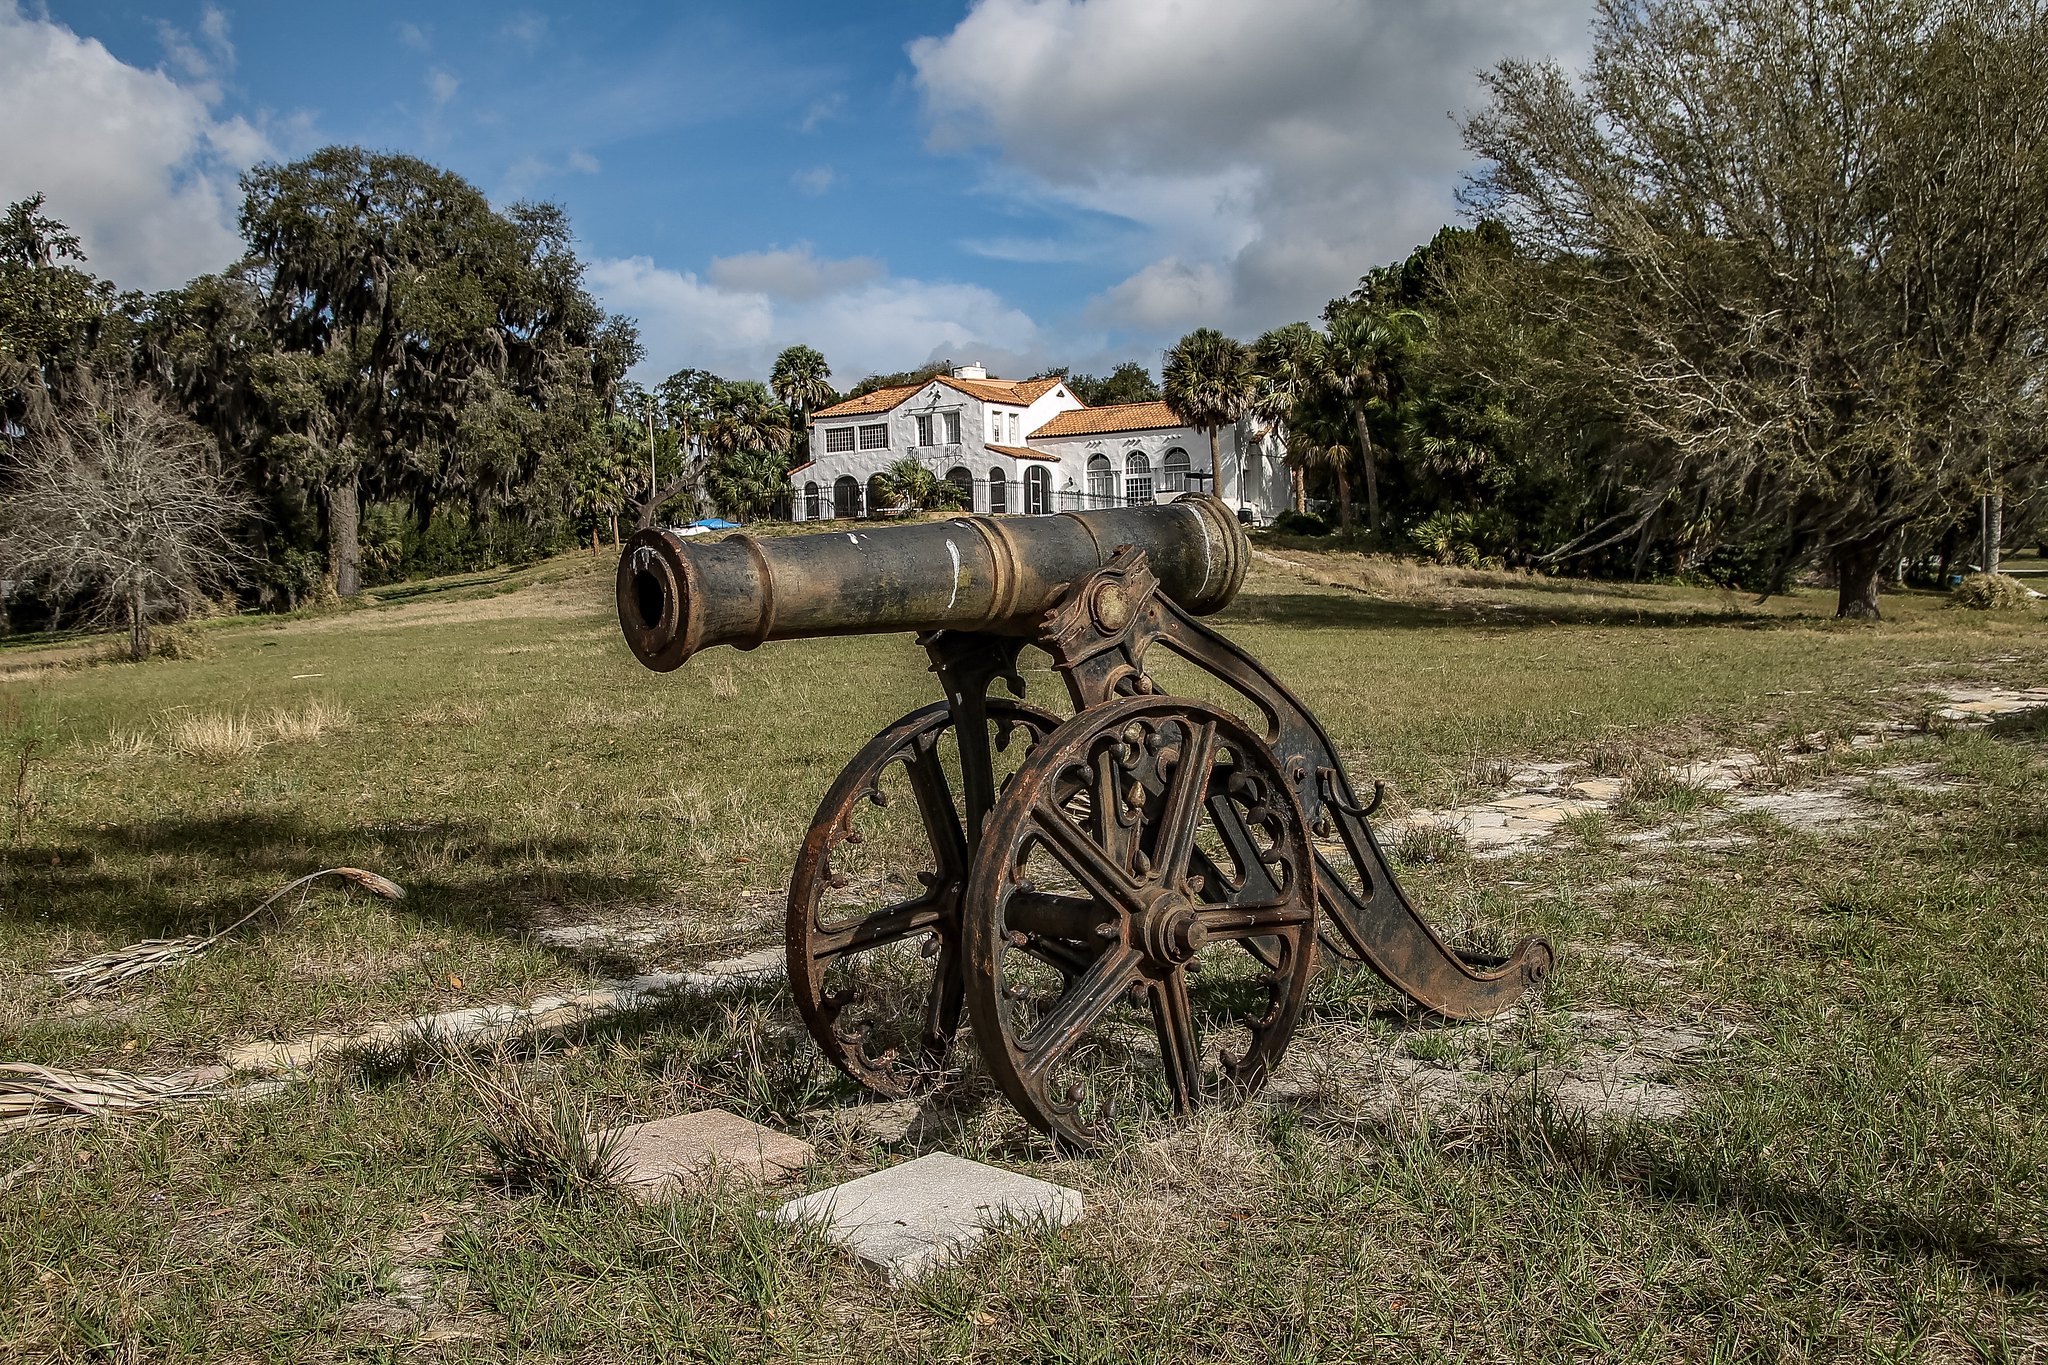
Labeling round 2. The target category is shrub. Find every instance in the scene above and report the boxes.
[1270,510,1331,537]
[1949,572,2034,610]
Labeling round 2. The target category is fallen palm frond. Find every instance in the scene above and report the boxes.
[48,866,405,1000]
[0,1063,223,1133]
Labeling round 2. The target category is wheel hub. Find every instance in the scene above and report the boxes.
[1137,888,1207,964]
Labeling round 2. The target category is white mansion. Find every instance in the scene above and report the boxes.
[788,364,1288,522]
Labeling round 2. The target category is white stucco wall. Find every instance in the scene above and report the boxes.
[790,381,1286,522]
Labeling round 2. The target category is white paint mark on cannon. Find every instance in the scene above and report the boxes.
[945,538,962,610]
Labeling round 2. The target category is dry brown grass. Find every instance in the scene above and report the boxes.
[159,699,353,759]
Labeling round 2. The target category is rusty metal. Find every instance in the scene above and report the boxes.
[786,698,1057,1097]
[617,497,1552,1151]
[618,497,1245,672]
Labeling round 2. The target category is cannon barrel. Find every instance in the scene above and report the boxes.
[617,495,1248,672]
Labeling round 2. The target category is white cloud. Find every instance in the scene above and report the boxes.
[707,245,882,302]
[589,255,1046,387]
[396,21,431,52]
[791,165,838,196]
[798,93,843,134]
[910,0,1593,334]
[0,0,271,290]
[500,13,549,50]
[1089,258,1231,331]
[427,67,460,108]
[565,149,602,175]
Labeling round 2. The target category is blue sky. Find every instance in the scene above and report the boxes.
[2,0,1593,387]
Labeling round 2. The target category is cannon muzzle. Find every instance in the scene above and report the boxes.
[617,496,1247,672]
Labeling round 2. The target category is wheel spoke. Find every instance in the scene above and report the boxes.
[1019,943,1141,1082]
[1195,898,1315,941]
[1026,808,1147,918]
[809,896,949,961]
[1150,968,1203,1113]
[921,933,963,1055]
[1202,788,1285,902]
[904,742,969,881]
[1153,719,1218,885]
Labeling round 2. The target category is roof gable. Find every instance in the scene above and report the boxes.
[810,384,922,419]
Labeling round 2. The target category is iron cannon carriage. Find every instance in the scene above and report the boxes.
[618,496,1551,1150]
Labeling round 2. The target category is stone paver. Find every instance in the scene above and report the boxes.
[773,1151,1083,1282]
[606,1108,811,1198]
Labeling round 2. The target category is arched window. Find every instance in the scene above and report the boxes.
[1087,453,1114,506]
[1161,448,1190,494]
[1025,466,1051,515]
[833,475,861,519]
[804,481,820,520]
[866,473,892,519]
[945,466,974,511]
[988,468,1008,514]
[1125,451,1154,506]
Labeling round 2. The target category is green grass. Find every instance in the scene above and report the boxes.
[2,542,2045,1361]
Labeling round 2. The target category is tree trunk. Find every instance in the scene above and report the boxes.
[327,480,362,598]
[608,513,620,548]
[589,526,599,555]
[1208,427,1226,506]
[1833,535,1888,619]
[1335,465,1353,533]
[128,574,148,662]
[1291,462,1306,514]
[1983,490,2003,575]
[1353,410,1380,539]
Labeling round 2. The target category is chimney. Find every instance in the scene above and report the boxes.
[951,362,988,380]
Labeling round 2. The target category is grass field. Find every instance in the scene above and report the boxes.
[2,535,2045,1362]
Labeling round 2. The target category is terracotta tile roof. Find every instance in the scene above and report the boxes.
[810,383,922,419]
[985,443,1061,462]
[1029,401,1186,439]
[939,374,1064,406]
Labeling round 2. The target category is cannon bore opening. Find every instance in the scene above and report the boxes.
[630,564,668,635]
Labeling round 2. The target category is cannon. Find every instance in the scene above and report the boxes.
[618,496,1551,1150]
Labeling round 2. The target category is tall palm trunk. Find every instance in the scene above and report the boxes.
[1207,426,1224,504]
[1353,410,1381,539]
[1335,464,1353,533]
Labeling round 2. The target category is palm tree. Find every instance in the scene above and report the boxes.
[702,381,793,465]
[1162,328,1252,508]
[704,446,790,523]
[1323,304,1419,540]
[770,344,837,458]
[1250,322,1329,514]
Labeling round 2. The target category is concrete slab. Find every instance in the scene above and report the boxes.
[607,1108,811,1199]
[773,1152,1083,1282]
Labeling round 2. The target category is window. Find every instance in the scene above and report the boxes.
[988,469,1008,514]
[1087,453,1114,505]
[804,481,820,520]
[1025,466,1051,515]
[989,411,1003,443]
[944,411,961,444]
[946,466,974,511]
[833,475,861,518]
[1162,448,1190,493]
[824,427,855,454]
[1007,413,1019,445]
[917,414,935,447]
[1125,452,1153,505]
[858,423,890,451]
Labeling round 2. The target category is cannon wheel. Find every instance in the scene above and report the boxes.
[961,695,1319,1151]
[787,698,1059,1099]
